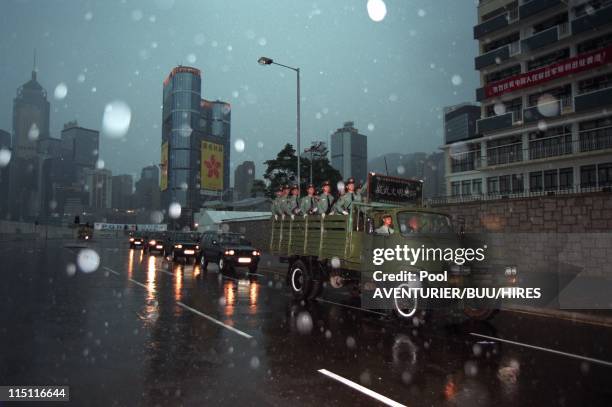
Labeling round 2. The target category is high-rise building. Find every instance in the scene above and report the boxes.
[331,121,367,184]
[61,121,99,170]
[83,168,112,210]
[40,156,86,220]
[161,66,231,226]
[443,0,612,200]
[8,65,50,220]
[234,161,255,200]
[111,174,133,210]
[135,165,160,210]
[0,130,11,218]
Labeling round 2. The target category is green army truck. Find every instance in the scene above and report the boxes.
[270,173,518,322]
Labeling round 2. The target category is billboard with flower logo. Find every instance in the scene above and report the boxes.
[201,141,223,191]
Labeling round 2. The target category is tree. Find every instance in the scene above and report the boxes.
[263,143,342,198]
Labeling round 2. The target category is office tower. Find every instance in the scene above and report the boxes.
[83,168,112,210]
[61,121,100,170]
[234,160,255,200]
[330,121,368,183]
[111,174,134,210]
[135,165,160,210]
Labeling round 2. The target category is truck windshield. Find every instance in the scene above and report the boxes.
[397,212,453,235]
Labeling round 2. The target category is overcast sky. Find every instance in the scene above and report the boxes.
[0,0,479,182]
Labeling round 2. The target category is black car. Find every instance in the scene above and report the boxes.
[145,232,167,255]
[199,232,260,273]
[128,232,146,249]
[165,231,201,263]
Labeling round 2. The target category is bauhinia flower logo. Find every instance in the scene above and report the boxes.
[204,154,221,179]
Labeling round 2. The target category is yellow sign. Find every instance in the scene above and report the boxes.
[201,141,224,191]
[160,142,168,191]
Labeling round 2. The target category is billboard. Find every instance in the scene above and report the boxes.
[160,141,168,191]
[366,173,423,206]
[201,141,224,191]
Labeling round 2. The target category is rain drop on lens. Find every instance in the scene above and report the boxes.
[0,148,11,168]
[54,83,68,100]
[367,0,387,22]
[234,139,245,152]
[168,202,182,219]
[296,311,313,334]
[102,101,132,138]
[77,249,100,273]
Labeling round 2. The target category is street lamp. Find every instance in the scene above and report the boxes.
[258,56,301,192]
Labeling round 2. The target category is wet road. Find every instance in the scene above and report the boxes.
[1,238,612,406]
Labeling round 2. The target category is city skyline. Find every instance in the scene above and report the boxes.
[0,0,479,180]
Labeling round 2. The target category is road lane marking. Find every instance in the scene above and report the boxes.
[104,267,153,292]
[317,369,406,407]
[316,298,388,316]
[176,301,253,339]
[470,332,612,367]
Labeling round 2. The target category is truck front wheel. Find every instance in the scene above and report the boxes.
[288,260,312,300]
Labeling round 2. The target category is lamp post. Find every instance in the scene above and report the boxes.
[258,56,301,192]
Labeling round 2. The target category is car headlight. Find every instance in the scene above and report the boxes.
[129,238,134,242]
[252,250,260,256]
[195,245,199,249]
[149,240,156,245]
[175,244,182,249]
[225,249,235,255]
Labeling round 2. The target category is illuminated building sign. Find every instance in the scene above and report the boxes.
[201,141,224,191]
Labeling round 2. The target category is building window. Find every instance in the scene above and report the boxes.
[487,135,523,166]
[528,125,572,160]
[483,32,520,53]
[578,116,612,152]
[527,84,572,107]
[487,177,499,194]
[559,167,573,190]
[530,171,543,192]
[544,170,558,191]
[580,165,597,188]
[451,181,460,196]
[481,1,517,22]
[450,143,481,173]
[578,73,612,95]
[485,65,521,85]
[461,180,471,196]
[512,174,524,193]
[577,32,612,53]
[531,12,568,35]
[573,0,612,19]
[527,48,570,71]
[472,179,482,195]
[598,163,612,187]
[499,175,511,194]
[485,97,522,119]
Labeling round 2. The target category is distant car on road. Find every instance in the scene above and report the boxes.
[165,231,201,263]
[199,231,260,273]
[128,232,146,249]
[145,232,167,255]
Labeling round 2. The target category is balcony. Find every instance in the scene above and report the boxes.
[519,0,561,20]
[523,95,572,123]
[450,150,482,173]
[487,142,523,166]
[477,111,521,134]
[475,43,517,70]
[528,134,573,160]
[574,87,612,113]
[474,13,509,39]
[579,127,612,153]
[572,4,612,35]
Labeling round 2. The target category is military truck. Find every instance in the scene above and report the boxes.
[270,173,517,322]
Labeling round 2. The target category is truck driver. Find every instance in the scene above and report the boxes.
[375,214,394,235]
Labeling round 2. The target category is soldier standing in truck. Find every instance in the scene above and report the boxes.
[317,180,334,215]
[300,184,319,215]
[334,177,361,215]
[271,186,284,219]
[285,185,301,216]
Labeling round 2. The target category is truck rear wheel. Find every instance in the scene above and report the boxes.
[288,260,312,300]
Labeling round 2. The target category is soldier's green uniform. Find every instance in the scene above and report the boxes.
[284,185,301,216]
[334,177,361,215]
[277,185,290,217]
[271,187,284,217]
[317,181,335,215]
[300,184,319,215]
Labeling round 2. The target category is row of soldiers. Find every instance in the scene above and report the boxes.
[271,177,363,219]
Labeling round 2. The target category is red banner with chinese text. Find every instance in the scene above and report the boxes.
[484,45,612,99]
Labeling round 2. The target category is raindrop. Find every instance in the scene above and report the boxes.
[149,15,157,23]
[180,182,188,191]
[464,360,478,377]
[472,343,483,357]
[194,33,206,45]
[102,101,131,138]
[232,90,239,98]
[495,56,502,64]
[91,87,97,93]
[96,159,105,169]
[417,9,426,17]
[331,257,341,269]
[54,83,68,100]
[536,94,559,117]
[346,336,356,349]
[66,263,77,276]
[367,0,387,22]
[49,200,58,210]
[186,53,197,64]
[359,370,372,386]
[84,11,93,21]
[234,139,245,152]
[218,296,227,306]
[493,103,506,115]
[150,211,163,224]
[537,120,548,131]
[250,356,260,369]
[227,45,233,52]
[77,249,100,273]
[0,148,11,167]
[77,73,86,83]
[258,37,267,46]
[296,311,313,334]
[397,165,405,175]
[168,202,182,219]
[315,112,322,120]
[246,30,256,40]
[151,42,158,49]
[257,141,264,149]
[451,74,463,86]
[367,123,375,131]
[211,40,218,47]
[429,63,436,69]
[27,123,40,141]
[131,9,143,21]
[389,93,398,102]
[401,371,412,384]
[324,329,332,339]
[336,181,345,193]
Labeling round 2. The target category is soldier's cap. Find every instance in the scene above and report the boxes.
[322,180,331,187]
[382,213,392,219]
[290,184,299,190]
[282,184,290,190]
[277,185,284,192]
[307,183,315,189]
[345,177,355,184]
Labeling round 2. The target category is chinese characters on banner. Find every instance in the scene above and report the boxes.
[484,45,612,99]
[201,141,224,191]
